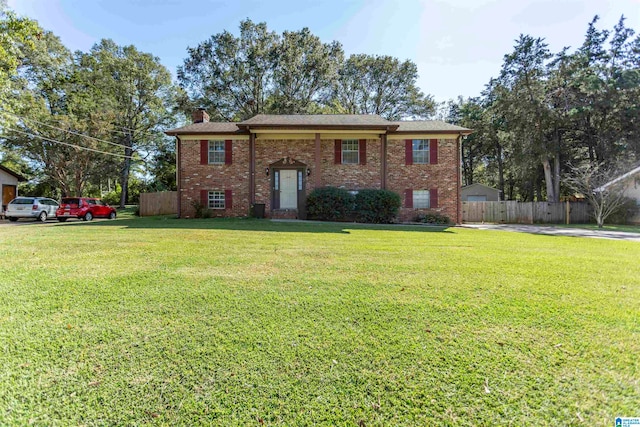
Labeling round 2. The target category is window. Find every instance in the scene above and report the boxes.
[413,190,430,208]
[208,140,225,164]
[342,140,359,164]
[11,198,34,205]
[412,139,429,164]
[406,139,436,165]
[61,198,80,206]
[208,191,225,209]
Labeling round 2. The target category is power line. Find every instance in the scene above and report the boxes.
[7,128,134,159]
[108,123,159,137]
[2,109,162,147]
[2,110,133,151]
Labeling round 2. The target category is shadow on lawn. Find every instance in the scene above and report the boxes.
[55,216,454,234]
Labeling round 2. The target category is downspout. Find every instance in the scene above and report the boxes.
[380,133,387,189]
[314,133,321,188]
[457,133,463,224]
[175,136,182,218]
[249,132,256,206]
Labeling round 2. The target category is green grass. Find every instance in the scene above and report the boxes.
[0,217,639,426]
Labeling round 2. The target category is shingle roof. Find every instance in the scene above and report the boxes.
[164,115,473,135]
[238,114,392,127]
[164,122,247,135]
[391,120,472,133]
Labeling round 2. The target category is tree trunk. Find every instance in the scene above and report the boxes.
[75,168,83,197]
[119,139,133,208]
[496,142,504,200]
[553,150,560,202]
[542,157,558,202]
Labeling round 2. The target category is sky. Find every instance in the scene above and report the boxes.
[7,0,640,104]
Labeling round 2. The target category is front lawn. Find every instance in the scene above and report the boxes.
[0,217,638,425]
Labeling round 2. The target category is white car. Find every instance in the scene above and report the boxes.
[5,197,60,222]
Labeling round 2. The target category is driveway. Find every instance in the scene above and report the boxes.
[462,223,640,242]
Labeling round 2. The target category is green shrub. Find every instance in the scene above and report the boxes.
[353,189,401,223]
[415,212,451,225]
[606,197,639,224]
[306,187,354,221]
[102,190,120,206]
[190,200,211,219]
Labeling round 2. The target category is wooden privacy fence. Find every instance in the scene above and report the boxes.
[462,201,591,224]
[139,191,177,217]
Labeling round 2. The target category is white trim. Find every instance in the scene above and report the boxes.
[388,134,457,140]
[256,133,379,140]
[252,129,382,135]
[180,135,250,140]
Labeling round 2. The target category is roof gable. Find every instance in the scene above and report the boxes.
[599,164,640,190]
[461,183,500,192]
[0,164,26,181]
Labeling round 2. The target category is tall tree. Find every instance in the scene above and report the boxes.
[269,28,343,114]
[3,29,118,196]
[178,19,278,121]
[81,39,176,207]
[179,21,436,121]
[496,35,562,201]
[0,3,40,126]
[332,54,435,120]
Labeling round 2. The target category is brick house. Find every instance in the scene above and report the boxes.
[165,111,471,223]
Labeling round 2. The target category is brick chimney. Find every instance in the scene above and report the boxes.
[192,108,209,123]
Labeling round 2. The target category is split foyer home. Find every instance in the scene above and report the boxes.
[165,110,472,223]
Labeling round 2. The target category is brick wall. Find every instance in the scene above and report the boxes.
[321,139,382,190]
[179,139,250,218]
[254,138,382,216]
[178,136,460,223]
[386,138,460,223]
[254,139,315,215]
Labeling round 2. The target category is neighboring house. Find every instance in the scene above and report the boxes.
[165,111,472,223]
[461,183,502,201]
[0,164,26,215]
[598,165,640,224]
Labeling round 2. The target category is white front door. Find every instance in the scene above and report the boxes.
[280,169,298,209]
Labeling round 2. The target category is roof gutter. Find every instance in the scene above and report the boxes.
[175,136,181,218]
[390,129,473,135]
